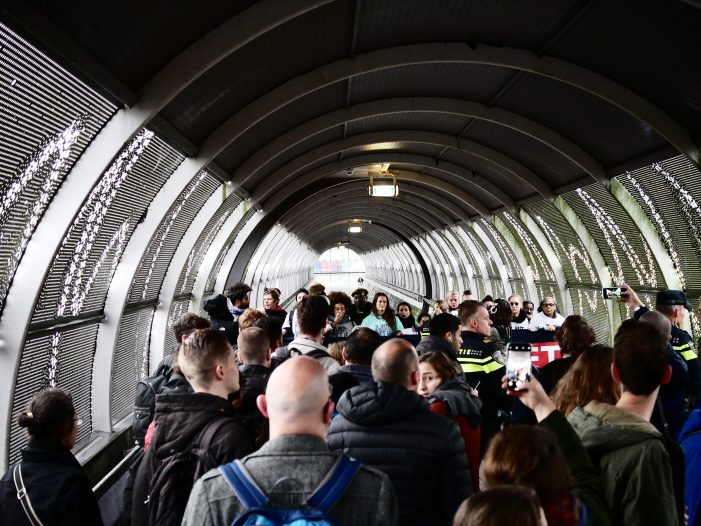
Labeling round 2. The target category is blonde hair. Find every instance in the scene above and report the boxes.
[432,300,450,316]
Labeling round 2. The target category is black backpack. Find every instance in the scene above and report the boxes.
[132,358,174,447]
[146,416,231,526]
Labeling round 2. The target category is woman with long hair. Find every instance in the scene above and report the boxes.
[418,352,482,489]
[539,315,597,394]
[551,344,620,416]
[396,301,416,330]
[483,375,611,526]
[0,389,104,525]
[324,291,355,337]
[361,292,403,336]
[488,299,512,352]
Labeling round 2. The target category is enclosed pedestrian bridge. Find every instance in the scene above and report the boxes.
[1,0,701,509]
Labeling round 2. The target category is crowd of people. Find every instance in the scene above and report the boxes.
[2,281,701,526]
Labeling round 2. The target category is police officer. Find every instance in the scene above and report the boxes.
[621,286,699,412]
[458,300,512,454]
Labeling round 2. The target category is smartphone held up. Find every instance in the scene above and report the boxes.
[506,342,532,391]
[602,287,627,300]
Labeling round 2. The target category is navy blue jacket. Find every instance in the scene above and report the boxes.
[681,409,701,526]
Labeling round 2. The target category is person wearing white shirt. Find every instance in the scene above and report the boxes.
[529,297,565,331]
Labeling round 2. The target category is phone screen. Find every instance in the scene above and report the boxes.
[602,287,627,300]
[506,344,532,391]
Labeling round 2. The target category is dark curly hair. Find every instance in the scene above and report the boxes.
[556,315,596,359]
[327,291,352,314]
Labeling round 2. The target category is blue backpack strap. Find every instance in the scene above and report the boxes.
[307,455,361,513]
[218,460,267,509]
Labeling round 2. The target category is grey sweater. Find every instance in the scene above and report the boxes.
[182,435,398,526]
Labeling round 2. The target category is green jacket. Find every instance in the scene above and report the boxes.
[568,401,680,526]
[537,410,611,526]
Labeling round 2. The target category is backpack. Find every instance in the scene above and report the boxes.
[133,358,174,447]
[146,416,231,526]
[276,346,333,363]
[219,454,361,526]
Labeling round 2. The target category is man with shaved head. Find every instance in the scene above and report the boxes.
[183,357,397,526]
[328,339,472,526]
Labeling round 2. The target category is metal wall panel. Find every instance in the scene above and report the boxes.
[32,134,184,323]
[127,171,219,303]
[175,192,243,296]
[110,306,155,422]
[0,23,116,317]
[204,207,257,293]
[618,157,701,295]
[570,287,612,345]
[562,183,665,290]
[10,323,99,464]
[164,299,191,358]
[523,201,600,288]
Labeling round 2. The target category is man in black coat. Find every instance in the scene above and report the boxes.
[203,282,252,346]
[327,339,472,526]
[237,327,272,425]
[415,313,462,368]
[125,330,254,526]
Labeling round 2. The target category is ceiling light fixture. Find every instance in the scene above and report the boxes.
[369,171,398,197]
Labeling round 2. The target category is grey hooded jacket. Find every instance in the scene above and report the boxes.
[182,434,397,526]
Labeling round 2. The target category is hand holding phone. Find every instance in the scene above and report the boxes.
[500,374,556,422]
[505,343,532,391]
[601,287,627,300]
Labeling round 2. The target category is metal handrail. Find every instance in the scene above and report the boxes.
[92,446,142,499]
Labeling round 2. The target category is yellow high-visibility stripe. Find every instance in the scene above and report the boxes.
[681,350,698,361]
[457,355,493,364]
[672,344,691,351]
[459,361,504,374]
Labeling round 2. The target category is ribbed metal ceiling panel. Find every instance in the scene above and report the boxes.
[110,306,155,423]
[439,148,537,200]
[562,182,666,290]
[175,192,244,296]
[349,63,513,106]
[497,71,667,168]
[617,156,701,294]
[463,120,586,187]
[161,1,351,143]
[214,82,347,175]
[127,171,220,303]
[25,1,255,90]
[346,112,470,137]
[0,23,117,317]
[522,200,600,288]
[244,127,345,190]
[549,0,701,134]
[569,286,611,345]
[32,134,184,323]
[342,143,445,159]
[422,166,504,210]
[10,323,99,464]
[354,0,583,54]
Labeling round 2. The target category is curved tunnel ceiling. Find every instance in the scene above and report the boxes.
[2,0,701,468]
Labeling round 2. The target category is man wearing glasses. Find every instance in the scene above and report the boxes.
[508,294,530,330]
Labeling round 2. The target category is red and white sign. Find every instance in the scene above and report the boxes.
[530,342,562,368]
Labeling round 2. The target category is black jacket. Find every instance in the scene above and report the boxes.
[458,331,512,448]
[347,304,372,325]
[327,381,472,526]
[415,335,461,367]
[203,294,239,345]
[126,393,255,526]
[239,364,270,420]
[0,437,104,526]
